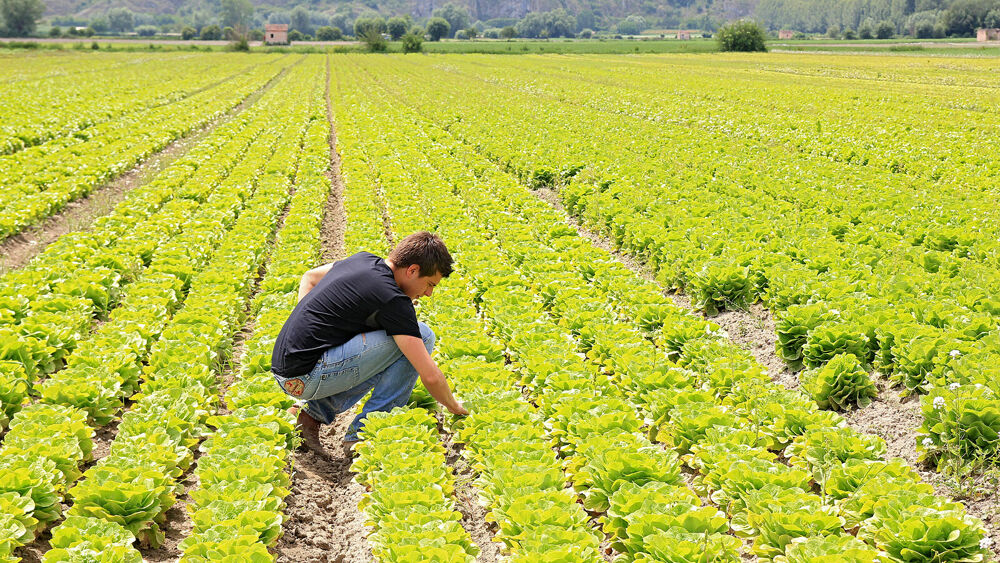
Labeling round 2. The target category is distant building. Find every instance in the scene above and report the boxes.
[778,30,795,39]
[677,31,691,40]
[977,28,1000,41]
[265,24,289,45]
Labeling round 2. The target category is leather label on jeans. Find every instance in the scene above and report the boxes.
[284,378,305,397]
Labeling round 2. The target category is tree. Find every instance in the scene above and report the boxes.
[89,16,108,33]
[915,21,935,35]
[985,6,1000,25]
[464,26,477,38]
[200,24,222,40]
[617,14,647,35]
[426,17,449,41]
[329,13,350,35]
[401,31,422,52]
[515,9,576,38]
[858,19,874,38]
[220,0,253,31]
[876,20,895,37]
[432,3,468,37]
[577,9,596,31]
[288,29,305,41]
[943,0,998,35]
[136,24,157,36]
[361,27,387,51]
[48,25,61,36]
[181,25,197,39]
[387,16,407,39]
[316,25,342,40]
[716,20,768,51]
[353,15,385,37]
[107,7,133,33]
[290,6,312,36]
[500,25,516,38]
[843,27,857,38]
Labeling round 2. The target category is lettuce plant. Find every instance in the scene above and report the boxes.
[775,304,834,371]
[0,361,28,429]
[802,322,870,369]
[786,428,887,485]
[572,433,682,512]
[918,385,1000,468]
[0,455,61,527]
[774,534,882,562]
[800,353,878,411]
[0,492,36,556]
[859,490,989,562]
[745,492,844,560]
[688,261,754,316]
[179,527,272,563]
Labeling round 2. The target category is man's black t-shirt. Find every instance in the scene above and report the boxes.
[271,252,421,378]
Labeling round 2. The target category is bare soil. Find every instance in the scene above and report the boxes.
[321,57,347,264]
[274,60,372,563]
[143,459,199,562]
[533,186,1000,560]
[0,64,288,273]
[276,412,373,563]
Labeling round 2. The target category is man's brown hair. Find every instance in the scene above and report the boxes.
[388,231,453,278]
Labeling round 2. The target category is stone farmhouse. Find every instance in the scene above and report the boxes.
[977,28,1000,41]
[265,24,289,45]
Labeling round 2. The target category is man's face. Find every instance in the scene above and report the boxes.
[399,264,443,301]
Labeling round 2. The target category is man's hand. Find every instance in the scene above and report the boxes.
[394,334,467,415]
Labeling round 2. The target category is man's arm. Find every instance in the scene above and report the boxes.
[298,263,335,301]
[393,334,468,415]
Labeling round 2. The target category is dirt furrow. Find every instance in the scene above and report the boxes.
[436,416,502,562]
[275,56,373,563]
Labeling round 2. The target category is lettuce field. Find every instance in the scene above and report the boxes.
[1,51,999,562]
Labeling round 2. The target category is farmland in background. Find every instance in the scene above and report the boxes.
[1,50,998,562]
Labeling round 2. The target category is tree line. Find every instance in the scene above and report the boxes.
[3,0,999,39]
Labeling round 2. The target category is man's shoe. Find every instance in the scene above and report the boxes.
[342,440,359,458]
[295,408,328,458]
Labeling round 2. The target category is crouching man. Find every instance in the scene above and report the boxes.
[271,231,468,457]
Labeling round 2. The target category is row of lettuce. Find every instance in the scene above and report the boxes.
[332,63,479,563]
[0,58,327,561]
[0,54,295,241]
[348,54,1000,472]
[330,57,994,562]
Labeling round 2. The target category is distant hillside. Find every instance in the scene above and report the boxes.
[44,0,997,39]
[46,0,716,23]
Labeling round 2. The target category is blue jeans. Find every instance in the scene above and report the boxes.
[274,322,435,442]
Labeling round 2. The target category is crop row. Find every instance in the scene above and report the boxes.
[332,57,993,561]
[51,59,325,561]
[0,55,297,240]
[178,59,332,561]
[0,53,269,156]
[0,74,271,428]
[325,63,479,563]
[345,54,1000,472]
[0,59,323,561]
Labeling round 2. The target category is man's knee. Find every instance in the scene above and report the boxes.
[418,322,435,353]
